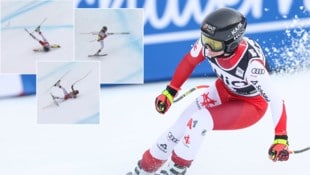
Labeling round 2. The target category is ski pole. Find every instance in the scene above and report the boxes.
[289,146,310,154]
[107,32,130,35]
[80,32,98,35]
[72,70,92,85]
[173,85,209,103]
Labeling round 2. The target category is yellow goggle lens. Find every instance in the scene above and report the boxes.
[201,34,224,52]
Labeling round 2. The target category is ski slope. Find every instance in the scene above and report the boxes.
[0,71,310,175]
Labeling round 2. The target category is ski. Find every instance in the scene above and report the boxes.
[50,93,59,106]
[32,17,47,33]
[24,28,31,34]
[41,93,62,109]
[88,54,107,57]
[53,70,70,86]
[24,28,37,40]
[42,102,56,109]
[41,94,60,109]
[25,18,48,34]
[44,70,71,93]
[33,44,61,52]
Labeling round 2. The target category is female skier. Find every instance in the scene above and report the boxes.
[128,7,290,175]
[50,81,79,106]
[26,26,60,52]
[94,26,108,55]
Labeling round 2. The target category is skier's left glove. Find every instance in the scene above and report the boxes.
[268,135,290,162]
[155,85,178,114]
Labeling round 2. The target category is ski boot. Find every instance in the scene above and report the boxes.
[127,161,153,175]
[35,26,41,33]
[53,80,61,88]
[156,161,187,175]
[27,31,36,40]
[94,49,101,56]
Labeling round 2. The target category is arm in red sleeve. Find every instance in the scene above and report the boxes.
[169,41,205,90]
[246,59,288,135]
[274,103,288,135]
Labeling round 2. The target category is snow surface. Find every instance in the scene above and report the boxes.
[0,72,310,175]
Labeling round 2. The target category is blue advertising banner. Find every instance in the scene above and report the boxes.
[77,0,310,82]
[0,75,36,98]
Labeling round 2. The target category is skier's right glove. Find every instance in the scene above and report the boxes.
[155,85,178,114]
[268,135,290,162]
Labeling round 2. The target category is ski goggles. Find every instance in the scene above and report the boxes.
[201,34,224,52]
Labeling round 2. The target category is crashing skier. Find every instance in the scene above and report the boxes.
[25,23,60,52]
[50,80,79,106]
[128,7,290,175]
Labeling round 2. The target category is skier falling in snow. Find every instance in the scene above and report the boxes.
[128,8,290,175]
[93,26,108,56]
[50,80,79,105]
[26,26,60,52]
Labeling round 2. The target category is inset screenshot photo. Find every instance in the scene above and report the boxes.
[37,61,100,124]
[1,0,74,73]
[75,8,144,84]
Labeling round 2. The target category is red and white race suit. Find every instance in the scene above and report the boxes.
[144,37,288,169]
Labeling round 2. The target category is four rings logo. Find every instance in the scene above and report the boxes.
[251,68,265,74]
[167,132,179,143]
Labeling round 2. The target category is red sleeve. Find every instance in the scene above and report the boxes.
[169,51,204,90]
[275,103,288,135]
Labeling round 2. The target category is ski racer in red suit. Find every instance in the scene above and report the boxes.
[28,26,51,52]
[52,81,79,101]
[128,8,290,175]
